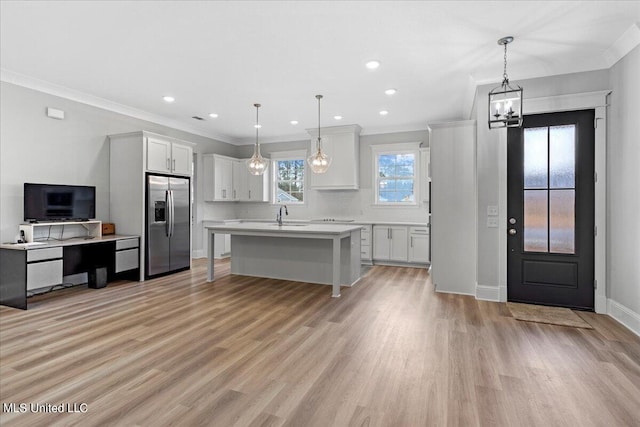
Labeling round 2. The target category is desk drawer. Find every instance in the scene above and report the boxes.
[116,238,139,250]
[27,247,62,262]
[116,248,139,273]
[27,259,63,290]
[409,226,429,235]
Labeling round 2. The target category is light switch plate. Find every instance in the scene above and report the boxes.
[487,217,499,228]
[487,205,498,216]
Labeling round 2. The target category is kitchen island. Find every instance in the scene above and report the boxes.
[206,222,361,297]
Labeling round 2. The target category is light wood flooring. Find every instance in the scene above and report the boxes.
[1,259,639,426]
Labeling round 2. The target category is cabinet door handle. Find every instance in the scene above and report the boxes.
[410,236,413,248]
[173,159,176,171]
[233,190,236,199]
[166,158,171,170]
[222,189,226,199]
[249,190,251,199]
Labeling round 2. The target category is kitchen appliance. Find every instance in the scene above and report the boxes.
[146,174,190,278]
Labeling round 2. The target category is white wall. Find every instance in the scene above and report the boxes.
[607,45,640,319]
[0,82,237,252]
[232,130,430,223]
[474,70,610,291]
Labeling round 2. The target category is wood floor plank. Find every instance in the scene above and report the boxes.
[1,258,639,426]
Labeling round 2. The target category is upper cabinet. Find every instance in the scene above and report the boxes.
[203,154,269,202]
[307,124,361,190]
[146,135,193,176]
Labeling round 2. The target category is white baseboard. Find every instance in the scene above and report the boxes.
[475,284,500,301]
[608,299,640,337]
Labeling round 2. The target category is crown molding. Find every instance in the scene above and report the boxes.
[604,22,640,68]
[0,68,237,145]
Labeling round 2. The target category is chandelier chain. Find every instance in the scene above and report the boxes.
[503,42,509,82]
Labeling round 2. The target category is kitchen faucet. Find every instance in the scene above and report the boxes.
[276,205,288,226]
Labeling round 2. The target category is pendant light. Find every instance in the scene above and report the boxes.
[488,36,523,129]
[246,103,269,175]
[307,94,332,174]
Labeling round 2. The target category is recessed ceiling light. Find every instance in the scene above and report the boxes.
[163,96,175,103]
[290,120,299,125]
[365,60,381,70]
[254,124,262,129]
[209,113,219,118]
[334,115,343,120]
[379,110,389,116]
[385,88,397,95]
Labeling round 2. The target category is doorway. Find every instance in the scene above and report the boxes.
[507,110,595,310]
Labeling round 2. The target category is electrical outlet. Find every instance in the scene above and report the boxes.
[487,205,499,216]
[487,217,499,228]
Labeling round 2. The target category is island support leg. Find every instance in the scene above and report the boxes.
[332,236,341,298]
[207,230,215,282]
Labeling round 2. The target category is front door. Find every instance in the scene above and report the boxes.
[507,110,595,310]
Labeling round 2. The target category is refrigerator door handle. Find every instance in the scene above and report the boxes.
[169,190,175,238]
[165,190,170,237]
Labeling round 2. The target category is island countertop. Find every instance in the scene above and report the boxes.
[205,222,363,235]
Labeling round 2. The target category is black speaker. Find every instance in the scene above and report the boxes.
[88,267,108,289]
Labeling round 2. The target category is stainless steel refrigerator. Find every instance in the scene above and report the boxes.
[146,174,191,278]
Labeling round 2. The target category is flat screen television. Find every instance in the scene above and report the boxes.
[24,183,96,222]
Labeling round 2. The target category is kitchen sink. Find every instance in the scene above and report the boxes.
[269,223,309,227]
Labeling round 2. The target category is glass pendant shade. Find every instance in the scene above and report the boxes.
[307,94,332,174]
[488,36,523,129]
[307,138,332,173]
[246,103,269,175]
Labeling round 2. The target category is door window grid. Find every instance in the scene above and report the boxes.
[523,125,576,254]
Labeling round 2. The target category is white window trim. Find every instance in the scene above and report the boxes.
[371,142,421,206]
[271,150,307,205]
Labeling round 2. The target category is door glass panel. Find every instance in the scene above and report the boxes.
[550,190,575,254]
[524,189,548,252]
[524,127,548,189]
[550,125,575,188]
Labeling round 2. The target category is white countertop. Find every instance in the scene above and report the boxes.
[206,222,362,235]
[0,234,139,251]
[202,218,429,227]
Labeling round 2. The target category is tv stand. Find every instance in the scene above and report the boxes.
[19,220,102,243]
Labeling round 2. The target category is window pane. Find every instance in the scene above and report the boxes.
[277,161,289,180]
[550,189,575,254]
[396,154,415,176]
[550,125,575,189]
[379,179,395,190]
[524,189,548,252]
[290,192,304,202]
[396,179,414,191]
[379,191,394,202]
[524,127,548,189]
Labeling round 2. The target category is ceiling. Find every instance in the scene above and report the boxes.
[1,1,639,145]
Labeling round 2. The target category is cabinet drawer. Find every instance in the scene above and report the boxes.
[27,247,62,262]
[409,226,429,235]
[361,232,371,245]
[116,238,139,250]
[27,260,63,290]
[115,248,139,273]
[361,245,371,259]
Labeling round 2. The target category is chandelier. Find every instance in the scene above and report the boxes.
[307,95,332,174]
[488,36,523,129]
[246,103,269,175]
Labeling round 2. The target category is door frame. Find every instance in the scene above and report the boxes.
[498,90,610,313]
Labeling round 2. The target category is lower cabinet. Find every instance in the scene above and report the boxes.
[115,238,140,273]
[373,226,408,262]
[408,226,430,263]
[358,225,372,264]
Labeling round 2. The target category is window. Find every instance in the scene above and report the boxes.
[372,143,420,205]
[272,151,306,204]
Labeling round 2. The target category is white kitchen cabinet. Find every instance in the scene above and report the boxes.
[357,224,372,264]
[408,226,430,263]
[308,124,361,190]
[146,135,193,176]
[203,155,270,202]
[373,225,408,262]
[429,120,476,295]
